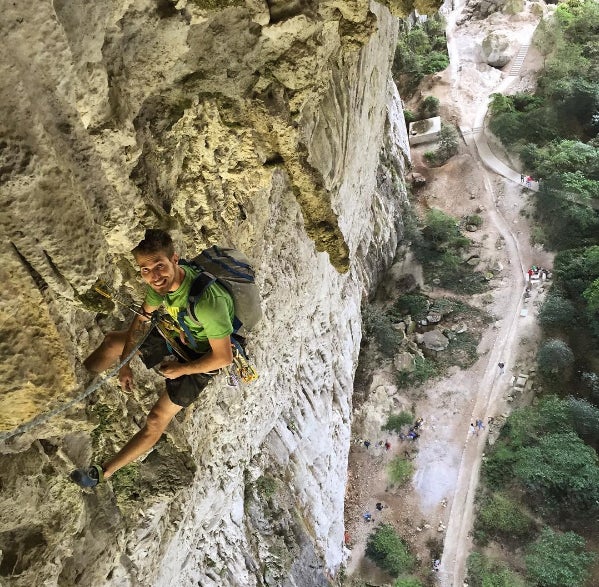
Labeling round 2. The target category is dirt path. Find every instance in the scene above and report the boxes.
[344,2,552,585]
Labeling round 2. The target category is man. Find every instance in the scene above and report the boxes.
[70,229,234,488]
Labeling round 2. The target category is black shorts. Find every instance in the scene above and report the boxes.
[139,329,213,408]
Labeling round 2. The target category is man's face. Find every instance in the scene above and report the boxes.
[135,251,181,295]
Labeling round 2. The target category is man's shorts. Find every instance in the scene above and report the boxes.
[139,329,213,408]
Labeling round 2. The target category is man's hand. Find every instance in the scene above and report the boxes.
[119,364,134,391]
[159,361,188,379]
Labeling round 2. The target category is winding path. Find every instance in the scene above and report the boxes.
[437,7,541,587]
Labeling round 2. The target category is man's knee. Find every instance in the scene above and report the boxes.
[102,330,128,354]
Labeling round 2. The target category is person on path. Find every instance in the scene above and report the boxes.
[70,229,236,488]
[469,423,476,437]
[498,362,505,375]
[364,440,371,449]
[520,174,524,183]
[384,440,391,451]
[476,419,484,431]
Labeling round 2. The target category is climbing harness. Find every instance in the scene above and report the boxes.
[0,316,157,443]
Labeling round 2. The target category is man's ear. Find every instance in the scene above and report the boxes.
[172,253,179,265]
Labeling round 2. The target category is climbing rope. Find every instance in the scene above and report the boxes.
[0,319,157,444]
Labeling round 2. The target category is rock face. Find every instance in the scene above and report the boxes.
[0,1,409,586]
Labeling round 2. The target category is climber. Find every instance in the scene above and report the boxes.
[70,229,235,488]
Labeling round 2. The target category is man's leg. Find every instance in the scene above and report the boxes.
[102,391,183,478]
[84,329,129,373]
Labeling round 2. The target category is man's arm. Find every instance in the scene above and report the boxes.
[160,336,233,379]
[118,303,159,390]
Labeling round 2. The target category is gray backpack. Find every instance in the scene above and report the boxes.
[179,245,262,339]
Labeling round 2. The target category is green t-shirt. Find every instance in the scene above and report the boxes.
[145,265,234,353]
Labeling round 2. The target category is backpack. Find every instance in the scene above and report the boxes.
[178,245,262,340]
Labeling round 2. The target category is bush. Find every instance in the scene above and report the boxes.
[388,457,414,486]
[525,528,595,587]
[536,338,575,375]
[482,444,518,489]
[465,214,483,227]
[366,524,416,576]
[393,578,422,587]
[467,552,526,587]
[384,412,414,433]
[404,109,416,124]
[419,95,440,118]
[389,293,429,320]
[474,492,535,544]
[424,150,436,163]
[362,305,403,357]
[396,355,438,387]
[567,396,599,440]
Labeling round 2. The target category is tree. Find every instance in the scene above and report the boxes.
[467,552,526,587]
[434,123,459,164]
[538,294,577,328]
[421,209,462,249]
[475,492,535,542]
[514,432,599,510]
[536,338,574,375]
[525,528,595,587]
[567,397,599,440]
[366,524,416,576]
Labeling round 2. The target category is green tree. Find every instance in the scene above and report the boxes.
[583,277,599,311]
[421,209,462,248]
[383,412,414,433]
[538,293,577,328]
[525,528,595,587]
[434,123,459,164]
[567,397,599,440]
[514,432,599,510]
[366,524,416,576]
[489,93,514,115]
[536,338,575,375]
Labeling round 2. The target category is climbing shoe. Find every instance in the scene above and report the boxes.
[70,464,104,488]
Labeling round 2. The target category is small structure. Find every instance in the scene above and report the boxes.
[409,116,442,146]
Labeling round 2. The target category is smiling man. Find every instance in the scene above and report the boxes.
[70,229,234,488]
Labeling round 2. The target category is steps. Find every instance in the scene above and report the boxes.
[508,44,530,76]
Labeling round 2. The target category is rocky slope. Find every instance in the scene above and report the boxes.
[0,1,410,585]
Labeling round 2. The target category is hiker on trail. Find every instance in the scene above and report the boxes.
[520,174,524,183]
[364,440,371,449]
[71,229,240,488]
[498,362,505,375]
[476,419,484,431]
[384,440,391,451]
[469,423,476,436]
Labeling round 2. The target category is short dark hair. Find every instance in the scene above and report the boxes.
[132,229,175,258]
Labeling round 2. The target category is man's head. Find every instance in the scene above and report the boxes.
[132,229,183,295]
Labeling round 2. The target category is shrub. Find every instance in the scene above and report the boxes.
[384,412,414,433]
[467,552,526,587]
[424,150,436,163]
[389,293,429,320]
[404,109,416,124]
[419,95,440,118]
[396,355,438,387]
[525,528,595,587]
[366,524,416,576]
[362,305,403,357]
[388,457,414,486]
[475,492,535,544]
[255,475,277,498]
[465,214,483,227]
[394,578,422,587]
[482,444,518,489]
[567,396,599,440]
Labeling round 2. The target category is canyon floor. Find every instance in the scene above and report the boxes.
[343,3,550,586]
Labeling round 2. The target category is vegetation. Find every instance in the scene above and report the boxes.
[419,95,440,119]
[473,492,535,545]
[393,578,422,587]
[412,208,487,294]
[388,457,414,486]
[467,552,526,587]
[525,528,595,587]
[384,412,415,433]
[426,123,459,165]
[536,338,575,377]
[362,305,403,357]
[392,16,448,95]
[365,524,416,576]
[396,355,438,388]
[389,293,429,321]
[255,475,277,498]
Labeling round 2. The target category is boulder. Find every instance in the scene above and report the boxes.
[411,172,427,187]
[481,32,513,68]
[394,351,415,372]
[421,330,450,352]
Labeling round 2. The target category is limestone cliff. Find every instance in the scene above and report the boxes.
[0,1,409,585]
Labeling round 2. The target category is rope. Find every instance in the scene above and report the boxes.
[0,320,157,443]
